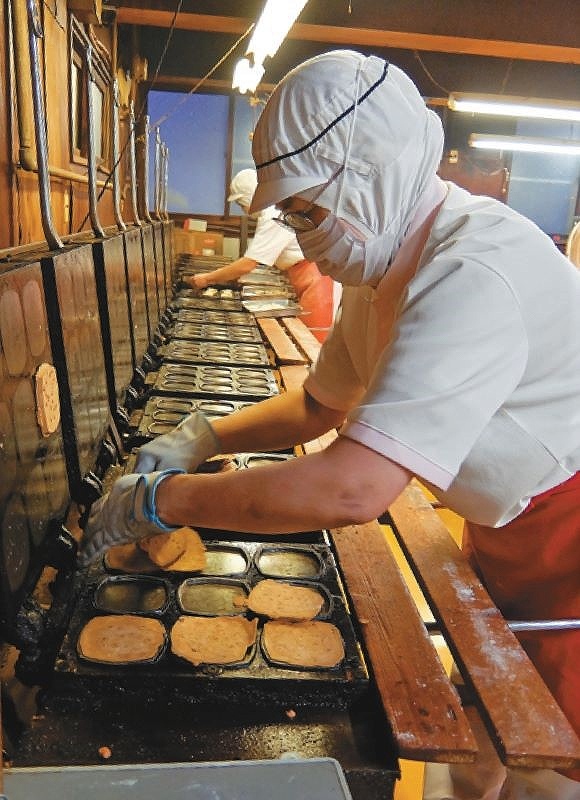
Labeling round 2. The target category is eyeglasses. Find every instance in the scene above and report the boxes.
[274,166,345,233]
[274,206,319,233]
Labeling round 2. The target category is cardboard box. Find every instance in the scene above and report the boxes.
[183,218,207,232]
[173,229,224,256]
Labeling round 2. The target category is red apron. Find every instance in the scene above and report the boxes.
[463,471,580,780]
[286,260,334,343]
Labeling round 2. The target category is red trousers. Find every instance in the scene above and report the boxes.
[286,260,334,343]
[464,472,580,780]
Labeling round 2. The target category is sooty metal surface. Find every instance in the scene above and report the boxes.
[150,363,278,400]
[92,234,135,412]
[41,244,110,494]
[0,259,70,637]
[123,227,150,359]
[140,225,161,334]
[13,697,398,799]
[169,320,263,344]
[151,222,169,310]
[159,339,270,368]
[54,537,368,709]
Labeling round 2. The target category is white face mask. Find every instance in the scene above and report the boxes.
[297,214,391,287]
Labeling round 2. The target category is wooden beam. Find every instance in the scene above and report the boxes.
[115,9,580,65]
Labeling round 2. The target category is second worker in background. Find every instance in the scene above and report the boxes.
[185,168,336,343]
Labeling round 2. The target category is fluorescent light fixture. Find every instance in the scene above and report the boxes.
[232,0,308,94]
[449,93,580,122]
[469,133,580,155]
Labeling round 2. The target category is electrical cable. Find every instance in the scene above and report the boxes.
[413,50,450,95]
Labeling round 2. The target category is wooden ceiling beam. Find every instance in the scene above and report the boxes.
[115,9,580,65]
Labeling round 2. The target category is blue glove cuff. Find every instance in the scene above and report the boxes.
[141,469,186,531]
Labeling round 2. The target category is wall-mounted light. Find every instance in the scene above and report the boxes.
[232,0,308,94]
[449,93,580,123]
[469,133,580,155]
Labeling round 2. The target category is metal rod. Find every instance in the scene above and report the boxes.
[111,80,126,231]
[161,143,170,220]
[426,618,580,634]
[154,126,162,220]
[141,115,153,223]
[128,103,142,226]
[27,0,63,250]
[85,44,105,237]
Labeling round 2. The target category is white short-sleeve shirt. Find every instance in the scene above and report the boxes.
[245,208,304,270]
[305,183,580,526]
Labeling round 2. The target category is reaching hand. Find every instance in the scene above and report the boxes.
[134,411,219,474]
[79,469,184,565]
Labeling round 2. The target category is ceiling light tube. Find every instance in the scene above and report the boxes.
[469,133,580,155]
[232,0,308,93]
[247,0,308,66]
[449,93,580,122]
[232,57,265,95]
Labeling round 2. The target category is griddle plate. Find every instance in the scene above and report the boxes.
[54,539,369,708]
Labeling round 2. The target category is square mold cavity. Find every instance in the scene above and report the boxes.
[254,546,324,580]
[202,544,249,577]
[93,575,171,615]
[177,577,250,616]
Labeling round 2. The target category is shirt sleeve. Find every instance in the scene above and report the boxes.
[304,302,367,412]
[244,215,297,267]
[341,259,528,489]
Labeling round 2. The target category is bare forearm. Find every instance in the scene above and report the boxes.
[211,388,346,455]
[200,257,257,286]
[156,436,411,534]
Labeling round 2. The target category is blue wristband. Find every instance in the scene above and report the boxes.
[141,469,185,531]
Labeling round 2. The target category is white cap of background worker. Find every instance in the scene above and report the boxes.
[227,169,258,210]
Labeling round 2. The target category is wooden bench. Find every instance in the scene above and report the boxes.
[275,314,580,770]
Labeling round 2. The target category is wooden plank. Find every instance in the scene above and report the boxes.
[280,317,321,364]
[388,483,580,770]
[330,522,477,762]
[115,8,580,65]
[257,318,307,365]
[279,364,309,393]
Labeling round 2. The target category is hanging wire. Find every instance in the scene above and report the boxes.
[135,0,184,121]
[150,23,254,129]
[499,59,513,94]
[413,50,451,95]
[76,0,254,231]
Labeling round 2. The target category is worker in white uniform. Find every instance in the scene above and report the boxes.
[186,168,335,342]
[83,51,580,799]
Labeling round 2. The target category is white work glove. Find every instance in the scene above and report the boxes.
[134,411,220,474]
[79,469,184,565]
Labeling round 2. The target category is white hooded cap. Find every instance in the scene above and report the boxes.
[250,50,444,244]
[227,168,258,208]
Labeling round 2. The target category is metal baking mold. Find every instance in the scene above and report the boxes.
[175,308,256,327]
[173,296,244,312]
[93,575,172,615]
[254,546,324,581]
[170,321,264,344]
[151,364,279,400]
[160,339,270,368]
[177,577,250,616]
